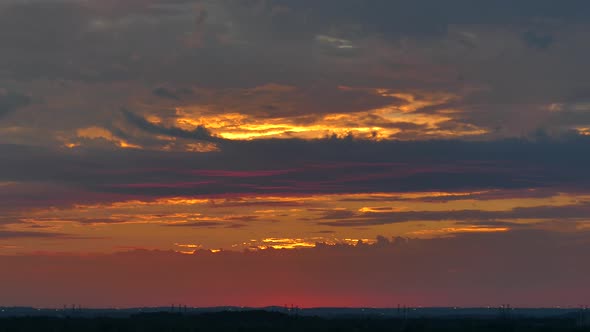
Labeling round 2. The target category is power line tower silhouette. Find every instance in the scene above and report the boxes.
[578,305,590,327]
[498,304,511,320]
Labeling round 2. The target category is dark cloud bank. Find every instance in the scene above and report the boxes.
[2,136,590,202]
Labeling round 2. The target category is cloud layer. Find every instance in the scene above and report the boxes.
[0,231,588,308]
[1,0,590,307]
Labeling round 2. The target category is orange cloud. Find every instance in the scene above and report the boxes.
[73,126,141,149]
[127,87,488,145]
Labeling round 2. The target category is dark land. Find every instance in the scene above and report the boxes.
[0,308,589,332]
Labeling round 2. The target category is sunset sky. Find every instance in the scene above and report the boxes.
[1,0,590,308]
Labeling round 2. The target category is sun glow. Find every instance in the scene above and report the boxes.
[75,126,141,149]
[166,90,488,142]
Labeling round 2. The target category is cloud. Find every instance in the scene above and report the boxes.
[316,202,590,227]
[152,87,181,100]
[1,0,590,278]
[2,136,590,203]
[0,230,588,307]
[166,221,224,228]
[0,181,140,212]
[216,0,590,42]
[121,110,221,142]
[0,91,30,118]
[1,0,589,143]
[0,2,89,51]
[0,230,67,239]
[522,30,554,50]
[164,219,253,229]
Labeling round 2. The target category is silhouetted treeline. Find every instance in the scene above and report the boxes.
[0,310,588,332]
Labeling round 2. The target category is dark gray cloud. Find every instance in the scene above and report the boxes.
[522,30,554,50]
[152,87,181,100]
[122,109,220,142]
[316,202,590,227]
[0,2,89,52]
[338,188,560,203]
[0,0,589,142]
[218,0,590,41]
[1,136,590,208]
[166,221,223,228]
[454,220,529,228]
[0,230,67,239]
[0,92,30,118]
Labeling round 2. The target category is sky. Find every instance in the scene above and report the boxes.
[1,0,590,308]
